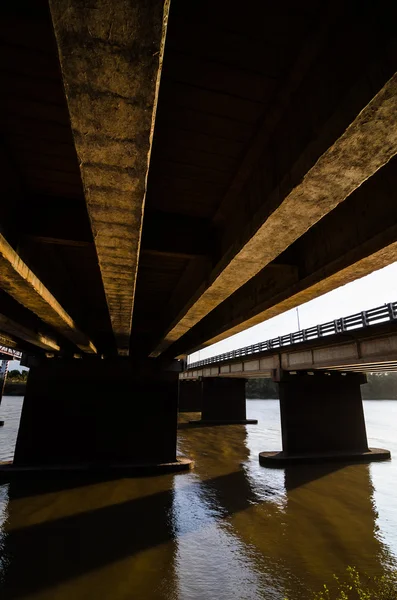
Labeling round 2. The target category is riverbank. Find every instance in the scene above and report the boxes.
[2,374,397,399]
[246,373,397,400]
[3,382,26,396]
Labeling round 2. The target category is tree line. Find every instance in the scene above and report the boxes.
[246,372,397,399]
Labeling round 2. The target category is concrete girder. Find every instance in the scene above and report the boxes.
[24,209,209,258]
[0,313,60,352]
[180,324,397,377]
[0,234,94,353]
[168,153,397,355]
[151,71,397,357]
[49,0,170,355]
[0,332,19,350]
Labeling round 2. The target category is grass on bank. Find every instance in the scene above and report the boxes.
[286,567,397,599]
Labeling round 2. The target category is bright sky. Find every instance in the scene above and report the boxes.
[7,360,27,372]
[188,261,397,364]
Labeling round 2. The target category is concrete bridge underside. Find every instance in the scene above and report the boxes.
[0,0,396,471]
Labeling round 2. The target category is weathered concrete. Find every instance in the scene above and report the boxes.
[259,371,390,466]
[0,458,193,480]
[0,235,95,353]
[49,0,170,355]
[0,313,60,352]
[180,322,397,379]
[152,72,397,356]
[278,372,368,455]
[174,156,397,353]
[178,379,202,412]
[190,377,257,425]
[13,358,189,470]
[259,448,391,466]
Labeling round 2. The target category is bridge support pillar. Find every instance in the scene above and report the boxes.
[260,371,390,466]
[190,377,257,425]
[178,379,202,412]
[1,358,193,477]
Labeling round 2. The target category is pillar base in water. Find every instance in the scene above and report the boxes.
[189,419,258,426]
[0,420,4,427]
[201,378,249,422]
[259,448,391,467]
[13,358,192,471]
[179,380,202,412]
[0,457,193,482]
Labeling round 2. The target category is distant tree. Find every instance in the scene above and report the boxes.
[246,378,279,399]
[5,369,28,382]
[7,369,22,380]
[246,373,397,400]
[361,372,397,399]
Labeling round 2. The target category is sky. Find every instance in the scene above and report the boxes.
[7,360,27,372]
[188,260,397,364]
[4,260,397,371]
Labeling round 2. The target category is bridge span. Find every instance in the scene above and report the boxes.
[179,303,395,464]
[181,302,397,379]
[0,0,396,472]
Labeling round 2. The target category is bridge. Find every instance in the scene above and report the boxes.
[182,302,397,376]
[0,0,396,472]
[179,302,396,463]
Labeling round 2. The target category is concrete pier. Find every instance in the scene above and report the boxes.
[1,358,193,477]
[178,379,202,412]
[260,371,390,466]
[190,377,257,426]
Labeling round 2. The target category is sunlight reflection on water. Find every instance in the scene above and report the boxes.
[0,398,395,599]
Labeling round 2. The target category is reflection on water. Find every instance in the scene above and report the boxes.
[0,398,396,599]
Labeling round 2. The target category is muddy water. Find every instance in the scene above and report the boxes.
[0,398,396,599]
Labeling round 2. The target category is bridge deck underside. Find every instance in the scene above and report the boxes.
[0,1,397,360]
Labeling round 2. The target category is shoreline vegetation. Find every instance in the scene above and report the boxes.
[3,370,28,396]
[4,382,26,396]
[247,373,397,400]
[2,372,397,399]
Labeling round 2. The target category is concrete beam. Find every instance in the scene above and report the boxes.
[25,236,92,248]
[49,0,170,355]
[181,329,397,378]
[169,153,397,355]
[141,212,209,260]
[153,16,396,355]
[0,234,95,353]
[0,313,60,352]
[151,64,397,356]
[26,212,208,259]
[0,332,18,350]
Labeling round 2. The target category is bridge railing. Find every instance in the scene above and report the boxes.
[187,301,397,370]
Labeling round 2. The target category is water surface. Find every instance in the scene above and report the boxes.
[0,397,396,599]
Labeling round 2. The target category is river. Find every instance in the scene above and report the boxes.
[0,396,396,599]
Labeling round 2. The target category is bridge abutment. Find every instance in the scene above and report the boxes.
[260,371,390,465]
[190,377,257,426]
[1,358,193,477]
[178,379,202,412]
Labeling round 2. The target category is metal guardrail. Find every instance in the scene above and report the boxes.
[187,302,397,370]
[0,345,22,360]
